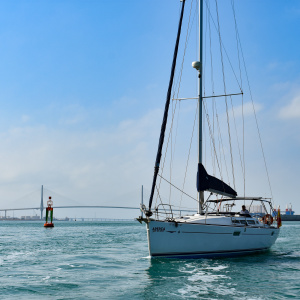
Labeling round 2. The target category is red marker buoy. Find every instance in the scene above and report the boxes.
[44,196,54,228]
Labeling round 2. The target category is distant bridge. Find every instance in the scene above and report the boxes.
[0,185,196,219]
[0,185,144,219]
[0,206,140,219]
[0,205,140,212]
[0,185,142,219]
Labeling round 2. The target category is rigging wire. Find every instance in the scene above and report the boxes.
[204,6,231,187]
[204,0,243,93]
[203,100,222,178]
[148,0,186,213]
[231,0,246,199]
[216,107,230,184]
[208,1,215,97]
[155,0,270,212]
[207,1,217,177]
[204,0,216,176]
[155,185,168,216]
[179,101,199,209]
[238,37,274,201]
[203,0,208,97]
[204,0,247,201]
[231,1,274,201]
[215,0,236,190]
[158,174,198,202]
[154,0,196,208]
[229,95,245,183]
[203,0,240,191]
[169,0,196,205]
[207,103,216,176]
[155,92,178,208]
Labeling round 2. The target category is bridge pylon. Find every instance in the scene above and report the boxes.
[40,185,44,220]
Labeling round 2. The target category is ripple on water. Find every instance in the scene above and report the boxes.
[0,221,299,299]
[176,262,239,299]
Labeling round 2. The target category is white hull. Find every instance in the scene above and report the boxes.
[147,220,279,258]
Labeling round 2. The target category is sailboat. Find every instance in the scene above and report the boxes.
[138,0,280,258]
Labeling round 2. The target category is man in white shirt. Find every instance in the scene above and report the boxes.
[240,205,249,215]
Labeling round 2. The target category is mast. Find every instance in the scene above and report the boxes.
[199,0,204,214]
[194,0,238,211]
[196,0,204,214]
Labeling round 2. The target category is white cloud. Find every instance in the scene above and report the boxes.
[0,108,162,216]
[232,101,263,117]
[279,95,300,119]
[21,115,30,123]
[58,104,88,125]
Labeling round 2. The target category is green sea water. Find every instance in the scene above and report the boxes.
[0,221,299,299]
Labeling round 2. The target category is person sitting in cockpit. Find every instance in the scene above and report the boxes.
[240,205,249,215]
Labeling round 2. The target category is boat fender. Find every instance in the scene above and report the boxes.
[175,222,178,228]
[262,214,273,225]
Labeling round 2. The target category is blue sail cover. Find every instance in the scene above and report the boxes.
[197,163,237,198]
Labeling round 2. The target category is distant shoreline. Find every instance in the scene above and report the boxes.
[0,218,135,222]
[280,215,300,221]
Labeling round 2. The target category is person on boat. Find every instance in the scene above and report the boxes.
[240,205,249,215]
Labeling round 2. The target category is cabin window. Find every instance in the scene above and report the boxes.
[232,220,240,224]
[240,220,247,225]
[247,220,255,225]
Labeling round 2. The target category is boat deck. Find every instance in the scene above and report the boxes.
[173,213,275,228]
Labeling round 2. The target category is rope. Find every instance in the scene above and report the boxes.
[206,0,216,176]
[204,0,243,92]
[235,12,274,201]
[155,0,195,208]
[208,0,215,97]
[229,95,245,185]
[208,1,216,175]
[216,107,230,184]
[148,0,186,212]
[179,101,199,209]
[158,174,198,202]
[170,0,196,205]
[155,185,168,216]
[231,0,246,199]
[155,92,178,208]
[215,0,236,189]
[203,101,222,177]
[231,0,243,89]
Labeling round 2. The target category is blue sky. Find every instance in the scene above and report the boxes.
[0,0,299,218]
